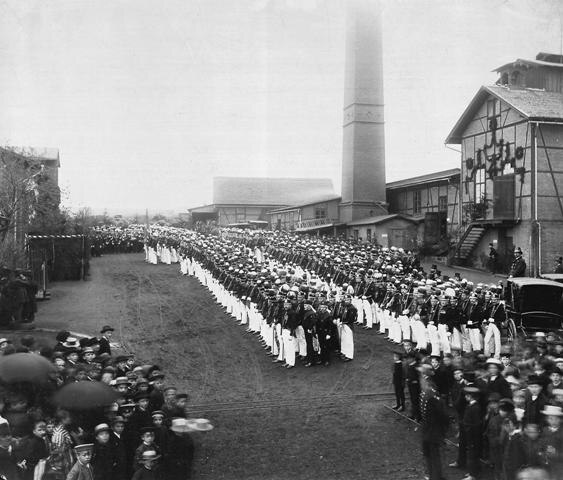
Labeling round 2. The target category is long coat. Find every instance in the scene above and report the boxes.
[165,433,194,480]
[66,461,94,480]
[92,441,119,480]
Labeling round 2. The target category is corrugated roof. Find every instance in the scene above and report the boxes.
[346,213,419,227]
[212,177,335,206]
[445,85,563,144]
[386,168,460,190]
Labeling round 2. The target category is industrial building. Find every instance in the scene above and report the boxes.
[446,52,563,275]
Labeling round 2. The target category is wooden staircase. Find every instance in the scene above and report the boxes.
[451,223,488,266]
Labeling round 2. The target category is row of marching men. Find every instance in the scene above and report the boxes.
[143,230,508,361]
[181,255,357,368]
[348,272,507,358]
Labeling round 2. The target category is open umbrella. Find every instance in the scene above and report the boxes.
[52,381,120,410]
[0,353,56,383]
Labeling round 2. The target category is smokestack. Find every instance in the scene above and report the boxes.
[339,0,387,223]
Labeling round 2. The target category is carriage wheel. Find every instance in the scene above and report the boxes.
[506,318,517,342]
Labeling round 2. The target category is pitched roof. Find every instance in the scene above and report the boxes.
[445,85,563,144]
[386,168,460,190]
[346,213,420,227]
[267,194,342,214]
[212,177,335,206]
[493,57,563,72]
[189,204,217,213]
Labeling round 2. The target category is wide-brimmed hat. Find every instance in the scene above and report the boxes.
[464,386,480,394]
[62,337,80,349]
[170,417,213,433]
[112,415,125,425]
[74,443,94,454]
[100,325,115,334]
[486,357,502,365]
[134,392,150,402]
[113,377,130,386]
[498,398,515,412]
[94,423,111,435]
[542,405,563,417]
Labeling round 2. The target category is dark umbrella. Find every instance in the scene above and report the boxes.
[52,381,120,410]
[0,353,56,383]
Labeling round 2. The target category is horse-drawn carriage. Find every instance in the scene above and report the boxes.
[504,277,563,339]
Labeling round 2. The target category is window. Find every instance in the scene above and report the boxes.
[438,195,447,212]
[235,207,246,223]
[366,229,372,242]
[314,205,327,219]
[475,167,486,202]
[353,229,359,241]
[413,190,421,215]
[487,98,501,134]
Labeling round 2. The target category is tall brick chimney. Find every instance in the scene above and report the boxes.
[339,0,387,223]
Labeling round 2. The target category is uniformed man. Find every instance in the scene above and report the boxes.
[508,247,526,278]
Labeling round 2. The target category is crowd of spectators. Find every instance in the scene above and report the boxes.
[0,327,197,480]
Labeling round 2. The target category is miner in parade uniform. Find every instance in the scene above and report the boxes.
[338,294,356,362]
[508,247,526,278]
[419,364,449,480]
[316,301,334,366]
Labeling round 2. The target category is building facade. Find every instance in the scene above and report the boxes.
[446,52,563,275]
[268,196,342,233]
[386,169,460,252]
[346,214,419,249]
[189,177,336,227]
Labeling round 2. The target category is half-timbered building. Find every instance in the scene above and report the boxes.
[446,52,563,275]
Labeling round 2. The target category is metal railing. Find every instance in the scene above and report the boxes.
[295,217,336,230]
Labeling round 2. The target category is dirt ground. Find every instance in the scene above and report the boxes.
[34,253,475,480]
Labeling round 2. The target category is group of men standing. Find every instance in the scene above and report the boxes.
[137,225,525,367]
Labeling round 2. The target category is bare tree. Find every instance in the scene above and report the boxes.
[0,146,62,267]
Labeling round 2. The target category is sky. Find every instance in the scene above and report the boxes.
[0,0,562,214]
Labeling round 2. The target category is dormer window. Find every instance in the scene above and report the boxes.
[499,72,509,85]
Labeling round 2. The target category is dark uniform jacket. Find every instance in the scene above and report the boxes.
[92,441,119,480]
[420,385,449,443]
[509,256,526,277]
[462,401,483,448]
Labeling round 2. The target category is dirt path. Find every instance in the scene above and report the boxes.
[36,254,467,479]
